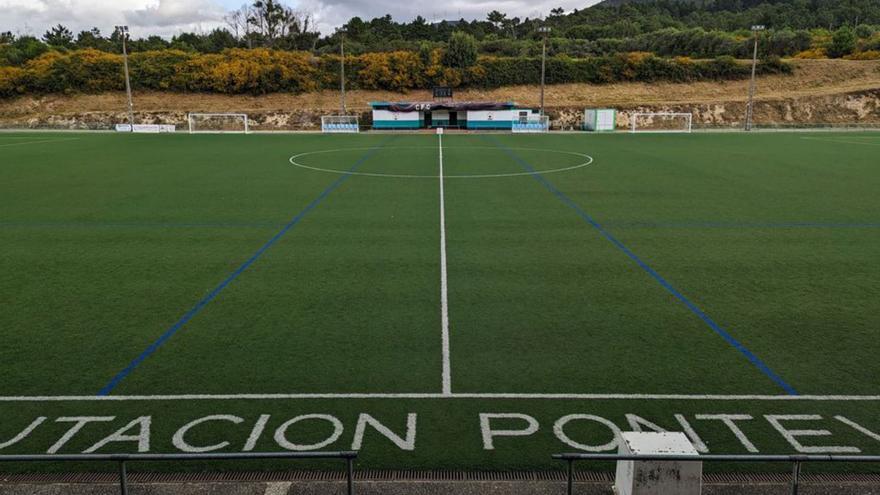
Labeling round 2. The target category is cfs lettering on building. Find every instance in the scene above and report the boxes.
[370,101,547,130]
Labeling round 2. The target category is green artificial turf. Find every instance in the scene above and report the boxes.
[0,131,878,472]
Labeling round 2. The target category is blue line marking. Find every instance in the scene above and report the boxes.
[98,139,393,396]
[0,221,285,229]
[601,221,880,230]
[485,136,798,396]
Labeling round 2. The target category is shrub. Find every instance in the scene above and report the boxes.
[828,27,857,58]
[845,50,880,60]
[130,50,194,90]
[794,48,827,59]
[0,66,25,96]
[444,32,478,69]
[0,47,793,96]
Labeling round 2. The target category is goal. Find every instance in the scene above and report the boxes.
[512,115,550,133]
[187,113,249,134]
[630,112,692,133]
[321,115,359,133]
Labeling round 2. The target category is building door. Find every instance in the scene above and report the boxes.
[449,112,458,128]
[424,111,432,128]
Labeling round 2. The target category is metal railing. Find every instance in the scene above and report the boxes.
[553,453,880,495]
[0,451,358,495]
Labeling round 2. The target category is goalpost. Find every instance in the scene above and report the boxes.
[512,115,550,133]
[187,113,250,134]
[321,115,359,133]
[630,112,693,133]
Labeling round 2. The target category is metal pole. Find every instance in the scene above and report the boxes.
[540,35,546,116]
[566,458,573,495]
[118,460,129,495]
[120,27,135,131]
[346,456,354,495]
[745,28,760,131]
[340,32,346,115]
[790,460,801,495]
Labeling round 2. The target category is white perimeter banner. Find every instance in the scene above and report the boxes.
[116,124,176,133]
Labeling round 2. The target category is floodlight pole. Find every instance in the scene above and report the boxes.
[745,25,764,132]
[538,26,551,116]
[117,26,135,131]
[340,30,346,115]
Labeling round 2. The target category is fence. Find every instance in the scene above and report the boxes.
[0,451,358,495]
[553,453,880,495]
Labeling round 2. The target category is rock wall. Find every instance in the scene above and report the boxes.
[1,90,878,131]
[548,89,880,130]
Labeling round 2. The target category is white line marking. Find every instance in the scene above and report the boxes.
[439,133,452,396]
[289,146,594,179]
[0,138,79,148]
[0,393,878,402]
[800,137,880,146]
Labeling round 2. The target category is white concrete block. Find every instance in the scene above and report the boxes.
[614,432,702,495]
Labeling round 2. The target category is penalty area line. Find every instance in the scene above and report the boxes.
[0,138,80,148]
[0,393,878,402]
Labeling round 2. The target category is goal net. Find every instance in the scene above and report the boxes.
[321,115,359,133]
[188,113,249,134]
[630,112,692,133]
[512,115,550,133]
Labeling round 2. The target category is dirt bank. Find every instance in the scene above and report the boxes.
[0,59,877,130]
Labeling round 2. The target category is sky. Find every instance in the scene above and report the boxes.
[0,0,601,38]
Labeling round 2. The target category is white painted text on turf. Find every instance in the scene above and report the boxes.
[0,412,877,454]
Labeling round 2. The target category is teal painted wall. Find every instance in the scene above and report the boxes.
[373,120,423,129]
[466,120,514,129]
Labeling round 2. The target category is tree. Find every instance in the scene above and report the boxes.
[75,28,106,49]
[242,0,315,48]
[248,0,285,45]
[0,35,48,65]
[225,4,253,46]
[43,24,74,47]
[136,35,171,51]
[204,28,239,52]
[855,24,874,38]
[828,26,857,57]
[443,31,478,69]
[487,11,507,32]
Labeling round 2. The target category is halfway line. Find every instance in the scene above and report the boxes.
[97,138,393,396]
[439,133,452,396]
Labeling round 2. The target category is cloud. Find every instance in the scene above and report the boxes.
[0,0,226,38]
[125,0,227,29]
[0,0,600,38]
[301,0,601,33]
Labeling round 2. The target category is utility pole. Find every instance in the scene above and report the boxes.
[745,25,765,131]
[537,26,551,116]
[340,29,346,115]
[116,25,135,131]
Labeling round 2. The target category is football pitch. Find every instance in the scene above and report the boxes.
[0,130,878,471]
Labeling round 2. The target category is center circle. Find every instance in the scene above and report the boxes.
[288,146,594,179]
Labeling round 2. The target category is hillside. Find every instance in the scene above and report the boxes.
[0,59,877,130]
